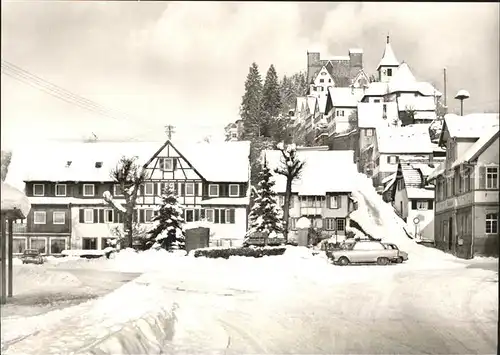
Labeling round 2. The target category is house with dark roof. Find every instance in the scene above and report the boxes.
[5,140,252,254]
[427,113,499,258]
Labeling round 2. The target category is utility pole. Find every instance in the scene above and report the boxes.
[443,67,448,114]
[165,125,175,140]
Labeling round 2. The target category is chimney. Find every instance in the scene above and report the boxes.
[95,162,103,168]
[387,35,390,44]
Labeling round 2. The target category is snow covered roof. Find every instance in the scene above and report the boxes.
[362,82,388,97]
[406,187,435,200]
[426,160,446,182]
[382,172,397,184]
[317,95,328,114]
[414,111,437,122]
[307,95,318,115]
[376,124,439,154]
[1,182,31,218]
[399,164,423,187]
[410,163,437,178]
[357,102,399,128]
[328,87,364,108]
[397,95,436,112]
[349,48,363,54]
[295,97,308,115]
[264,149,357,194]
[5,140,251,189]
[387,63,441,97]
[377,37,399,69]
[442,113,499,140]
[451,127,500,168]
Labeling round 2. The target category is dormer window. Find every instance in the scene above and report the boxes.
[95,162,103,168]
[159,158,174,171]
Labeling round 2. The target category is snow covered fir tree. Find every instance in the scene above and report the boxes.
[147,183,186,251]
[246,157,283,244]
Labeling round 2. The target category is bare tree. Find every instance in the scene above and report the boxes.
[103,156,148,249]
[274,142,305,243]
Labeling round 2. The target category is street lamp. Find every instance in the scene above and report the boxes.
[454,89,470,116]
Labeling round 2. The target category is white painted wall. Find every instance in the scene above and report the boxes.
[334,107,357,134]
[208,207,247,241]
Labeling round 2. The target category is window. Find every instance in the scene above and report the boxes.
[55,184,67,196]
[30,237,47,254]
[387,156,399,164]
[82,237,98,250]
[336,110,344,117]
[387,68,393,76]
[145,209,154,223]
[53,211,66,224]
[486,167,498,189]
[185,183,195,196]
[416,201,428,210]
[328,196,340,209]
[319,78,324,83]
[84,209,94,223]
[225,209,231,224]
[34,211,46,224]
[366,129,373,137]
[13,238,27,254]
[185,209,194,222]
[145,182,154,196]
[328,79,332,83]
[229,184,240,197]
[209,184,219,197]
[486,213,498,234]
[312,86,317,92]
[104,209,114,223]
[159,158,174,171]
[50,238,67,254]
[83,184,95,196]
[353,241,385,251]
[33,184,45,196]
[336,218,346,231]
[324,218,336,230]
[374,99,381,103]
[205,209,214,222]
[114,184,123,196]
[231,132,237,138]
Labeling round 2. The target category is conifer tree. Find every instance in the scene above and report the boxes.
[147,184,185,250]
[261,64,282,120]
[240,62,263,139]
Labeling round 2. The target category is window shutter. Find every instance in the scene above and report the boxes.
[79,209,84,223]
[139,209,145,223]
[327,195,331,209]
[478,166,486,189]
[139,184,144,196]
[215,209,220,224]
[173,158,177,170]
[229,209,235,224]
[99,209,104,223]
[386,156,391,163]
[93,209,98,223]
[200,209,205,219]
[154,183,158,196]
[114,210,118,223]
[428,200,434,209]
[411,200,417,209]
[117,211,122,224]
[220,209,226,224]
[174,183,179,195]
[195,183,199,196]
[180,183,185,196]
[338,196,342,208]
[195,209,200,221]
[133,210,138,222]
[79,184,83,196]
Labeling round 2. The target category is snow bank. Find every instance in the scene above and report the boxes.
[8,265,83,295]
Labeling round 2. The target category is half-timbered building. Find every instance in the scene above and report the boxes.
[5,140,251,255]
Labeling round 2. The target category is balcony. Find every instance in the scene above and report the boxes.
[300,207,322,216]
[13,223,27,233]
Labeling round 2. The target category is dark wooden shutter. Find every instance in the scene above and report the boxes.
[469,168,475,190]
[99,209,104,223]
[174,183,178,195]
[173,158,177,170]
[93,209,98,223]
[338,196,342,208]
[114,209,118,223]
[200,209,205,219]
[478,166,486,189]
[154,183,158,196]
[79,184,83,197]
[79,209,84,223]
[195,183,199,196]
[326,195,331,209]
[195,209,200,221]
[139,184,145,196]
[214,209,220,224]
[133,210,138,222]
[180,183,185,196]
[428,200,434,209]
[411,200,417,209]
[229,209,235,224]
[139,209,145,223]
[220,209,226,224]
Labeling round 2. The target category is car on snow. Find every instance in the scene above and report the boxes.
[382,243,408,263]
[21,249,44,265]
[326,240,400,266]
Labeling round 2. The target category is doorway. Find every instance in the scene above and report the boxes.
[448,217,453,251]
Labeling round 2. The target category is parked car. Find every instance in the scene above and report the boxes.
[382,243,408,263]
[326,240,399,266]
[21,249,44,265]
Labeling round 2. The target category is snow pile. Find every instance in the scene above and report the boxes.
[8,266,83,294]
[0,182,31,217]
[296,216,311,229]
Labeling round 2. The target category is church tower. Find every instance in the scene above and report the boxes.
[377,35,400,83]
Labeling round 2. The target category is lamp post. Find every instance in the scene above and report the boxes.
[454,89,470,116]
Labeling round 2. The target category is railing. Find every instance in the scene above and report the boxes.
[12,223,27,233]
[300,207,323,216]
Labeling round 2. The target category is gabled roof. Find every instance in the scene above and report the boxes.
[388,63,442,96]
[361,82,388,98]
[451,127,500,168]
[328,87,364,108]
[398,163,423,187]
[377,36,399,69]
[5,140,251,188]
[352,69,369,88]
[376,124,440,154]
[307,95,319,115]
[438,113,499,145]
[264,149,357,195]
[357,102,399,128]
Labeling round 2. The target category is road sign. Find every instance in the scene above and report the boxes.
[413,217,420,225]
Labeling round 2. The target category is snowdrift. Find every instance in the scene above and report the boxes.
[349,173,457,263]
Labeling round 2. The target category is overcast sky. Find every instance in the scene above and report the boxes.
[1,1,498,148]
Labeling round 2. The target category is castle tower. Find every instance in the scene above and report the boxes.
[377,35,399,83]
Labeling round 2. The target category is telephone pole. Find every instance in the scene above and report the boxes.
[165,125,175,140]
